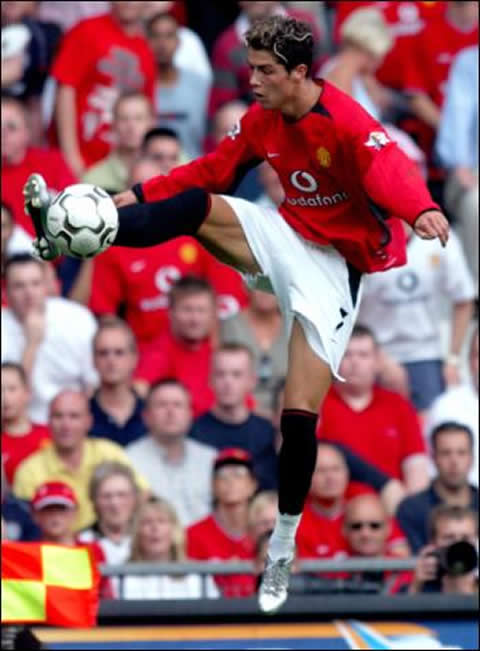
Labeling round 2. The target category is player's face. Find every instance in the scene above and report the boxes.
[310,447,349,500]
[94,329,137,386]
[1,103,29,165]
[247,48,296,110]
[95,475,137,530]
[211,351,255,408]
[5,262,48,321]
[170,292,216,342]
[433,431,473,489]
[137,506,174,560]
[148,16,179,65]
[34,505,76,541]
[114,98,153,151]
[344,498,389,557]
[144,385,192,438]
[214,465,257,506]
[144,137,181,175]
[1,367,29,422]
[339,335,379,392]
[49,393,91,452]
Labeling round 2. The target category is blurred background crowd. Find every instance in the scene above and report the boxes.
[1,1,478,601]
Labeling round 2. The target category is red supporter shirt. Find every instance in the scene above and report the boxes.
[317,385,425,480]
[134,329,215,418]
[2,425,51,485]
[187,514,256,598]
[51,13,156,167]
[89,237,248,347]
[1,148,77,236]
[142,81,439,274]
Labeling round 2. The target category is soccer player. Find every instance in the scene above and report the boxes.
[24,16,449,613]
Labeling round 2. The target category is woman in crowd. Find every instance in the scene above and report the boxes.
[123,496,219,600]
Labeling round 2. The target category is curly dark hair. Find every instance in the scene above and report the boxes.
[245,15,314,75]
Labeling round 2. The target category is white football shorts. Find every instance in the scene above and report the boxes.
[220,195,364,380]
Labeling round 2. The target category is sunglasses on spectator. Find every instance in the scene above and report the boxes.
[95,348,129,357]
[347,521,384,531]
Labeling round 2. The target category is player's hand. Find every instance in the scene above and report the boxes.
[414,210,449,247]
[113,190,137,208]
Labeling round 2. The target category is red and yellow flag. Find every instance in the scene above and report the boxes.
[1,542,100,628]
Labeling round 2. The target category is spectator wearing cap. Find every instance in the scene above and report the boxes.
[1,362,50,485]
[133,276,218,417]
[31,481,113,598]
[342,493,412,594]
[82,91,155,195]
[1,95,77,238]
[187,448,258,598]
[126,380,216,527]
[317,325,429,492]
[190,343,278,490]
[50,1,156,176]
[297,443,409,564]
[90,318,147,448]
[77,462,139,566]
[425,327,479,486]
[397,422,478,554]
[146,12,210,159]
[1,255,98,425]
[12,390,148,532]
[122,496,219,600]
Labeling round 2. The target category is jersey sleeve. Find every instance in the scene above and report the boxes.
[88,248,125,316]
[343,107,440,225]
[141,105,263,202]
[51,21,92,87]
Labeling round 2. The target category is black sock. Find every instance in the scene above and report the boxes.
[278,409,318,515]
[114,188,211,248]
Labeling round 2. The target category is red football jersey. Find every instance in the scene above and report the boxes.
[316,385,426,480]
[51,13,156,167]
[1,148,77,236]
[134,329,215,418]
[89,237,248,346]
[142,80,439,273]
[2,424,51,485]
[187,514,256,598]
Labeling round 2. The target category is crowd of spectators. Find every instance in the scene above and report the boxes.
[1,1,478,602]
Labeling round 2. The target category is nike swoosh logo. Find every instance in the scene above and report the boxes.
[266,152,280,158]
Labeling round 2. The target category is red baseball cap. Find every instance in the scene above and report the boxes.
[213,448,254,474]
[31,482,78,511]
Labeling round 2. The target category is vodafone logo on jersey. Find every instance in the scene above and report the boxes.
[140,266,181,311]
[288,170,349,207]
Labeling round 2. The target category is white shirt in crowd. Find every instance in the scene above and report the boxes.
[358,231,476,363]
[6,225,33,256]
[122,573,219,600]
[1,297,98,423]
[77,530,132,566]
[425,383,479,486]
[126,437,216,527]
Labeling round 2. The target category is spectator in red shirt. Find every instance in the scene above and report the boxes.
[297,443,410,562]
[342,493,412,594]
[88,137,247,346]
[1,95,77,237]
[403,1,478,161]
[82,91,155,194]
[1,362,51,485]
[317,325,429,492]
[30,480,113,598]
[134,275,217,416]
[187,448,258,598]
[51,1,157,175]
[208,1,323,117]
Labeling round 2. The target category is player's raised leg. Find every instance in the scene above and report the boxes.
[259,318,332,613]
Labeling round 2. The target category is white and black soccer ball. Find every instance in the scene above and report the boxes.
[46,184,118,258]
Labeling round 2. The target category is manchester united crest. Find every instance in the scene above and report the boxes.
[316,146,331,167]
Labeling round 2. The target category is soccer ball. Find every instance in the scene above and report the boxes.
[46,184,119,258]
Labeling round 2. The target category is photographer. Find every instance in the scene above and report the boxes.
[409,504,478,594]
